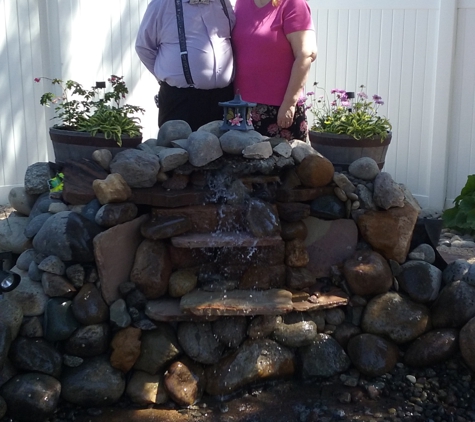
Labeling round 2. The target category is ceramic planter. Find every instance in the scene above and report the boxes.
[308,131,392,170]
[49,127,142,164]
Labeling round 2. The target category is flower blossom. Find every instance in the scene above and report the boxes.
[229,114,243,126]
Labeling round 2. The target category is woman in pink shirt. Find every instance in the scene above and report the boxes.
[232,0,317,141]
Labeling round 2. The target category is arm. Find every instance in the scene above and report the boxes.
[135,5,161,77]
[278,30,317,128]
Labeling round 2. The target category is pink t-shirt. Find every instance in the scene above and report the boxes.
[232,0,314,106]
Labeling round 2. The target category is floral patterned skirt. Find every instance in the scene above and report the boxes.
[250,103,308,141]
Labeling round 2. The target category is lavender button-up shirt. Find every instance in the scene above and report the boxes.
[136,0,235,89]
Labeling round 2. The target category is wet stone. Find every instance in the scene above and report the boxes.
[404,328,459,367]
[310,195,346,220]
[177,322,224,365]
[133,323,182,374]
[43,298,81,342]
[64,323,110,357]
[212,316,248,348]
[164,357,206,407]
[0,373,61,422]
[347,333,399,377]
[41,272,76,298]
[280,220,308,241]
[271,319,318,347]
[61,356,126,407]
[180,288,294,316]
[126,370,169,405]
[110,298,132,328]
[72,283,109,325]
[110,326,142,373]
[276,202,311,223]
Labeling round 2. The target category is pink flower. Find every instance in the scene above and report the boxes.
[229,113,243,126]
[34,77,41,83]
[300,120,308,132]
[357,91,368,99]
[267,123,279,135]
[280,129,292,140]
[251,111,261,121]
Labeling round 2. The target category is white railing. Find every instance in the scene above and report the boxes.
[1,0,474,211]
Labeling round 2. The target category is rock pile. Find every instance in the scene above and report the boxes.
[0,119,474,422]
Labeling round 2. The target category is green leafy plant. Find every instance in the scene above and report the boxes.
[442,175,475,234]
[36,75,145,146]
[305,83,392,141]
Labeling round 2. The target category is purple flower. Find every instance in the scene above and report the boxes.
[357,92,368,99]
[375,99,384,105]
[341,100,351,107]
[373,94,382,101]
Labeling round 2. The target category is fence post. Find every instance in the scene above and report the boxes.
[428,0,458,209]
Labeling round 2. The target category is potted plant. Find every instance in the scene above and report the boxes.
[35,75,145,163]
[305,83,392,170]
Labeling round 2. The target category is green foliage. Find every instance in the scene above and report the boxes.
[36,75,145,145]
[442,175,475,234]
[306,83,392,141]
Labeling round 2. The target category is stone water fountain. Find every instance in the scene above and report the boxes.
[0,118,475,422]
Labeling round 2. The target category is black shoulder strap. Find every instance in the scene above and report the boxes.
[174,0,194,87]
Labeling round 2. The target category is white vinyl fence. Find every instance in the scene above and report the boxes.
[1,0,474,211]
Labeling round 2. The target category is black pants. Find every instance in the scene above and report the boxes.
[158,82,234,131]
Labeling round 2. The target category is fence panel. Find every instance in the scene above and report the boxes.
[0,0,475,211]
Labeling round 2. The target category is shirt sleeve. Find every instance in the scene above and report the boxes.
[135,1,161,76]
[282,0,314,35]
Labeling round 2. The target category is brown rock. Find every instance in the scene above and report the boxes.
[64,323,110,357]
[92,173,132,205]
[130,239,172,299]
[333,322,361,349]
[296,153,335,187]
[276,186,335,202]
[131,185,209,208]
[247,315,279,339]
[110,327,142,373]
[286,267,316,290]
[347,333,399,377]
[71,283,109,325]
[404,328,459,367]
[281,220,308,241]
[276,202,311,223]
[94,215,147,305]
[61,160,109,205]
[356,200,419,263]
[141,215,192,240]
[342,250,393,296]
[161,173,189,190]
[304,217,358,278]
[460,316,475,372]
[168,268,198,297]
[362,292,431,344]
[41,272,76,298]
[239,265,286,290]
[164,358,205,406]
[285,238,309,267]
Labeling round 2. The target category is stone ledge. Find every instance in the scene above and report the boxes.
[180,288,294,316]
[171,233,283,248]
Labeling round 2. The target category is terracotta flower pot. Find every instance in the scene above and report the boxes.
[308,131,392,170]
[49,127,142,164]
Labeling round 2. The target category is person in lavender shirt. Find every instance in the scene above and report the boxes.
[136,0,235,131]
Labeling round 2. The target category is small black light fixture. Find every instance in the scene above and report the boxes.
[0,252,21,294]
[219,94,256,131]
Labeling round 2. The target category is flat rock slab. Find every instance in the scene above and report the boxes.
[145,298,218,322]
[171,233,283,249]
[292,282,349,312]
[180,289,293,316]
[131,186,211,208]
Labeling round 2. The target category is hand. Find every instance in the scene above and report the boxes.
[277,105,295,128]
